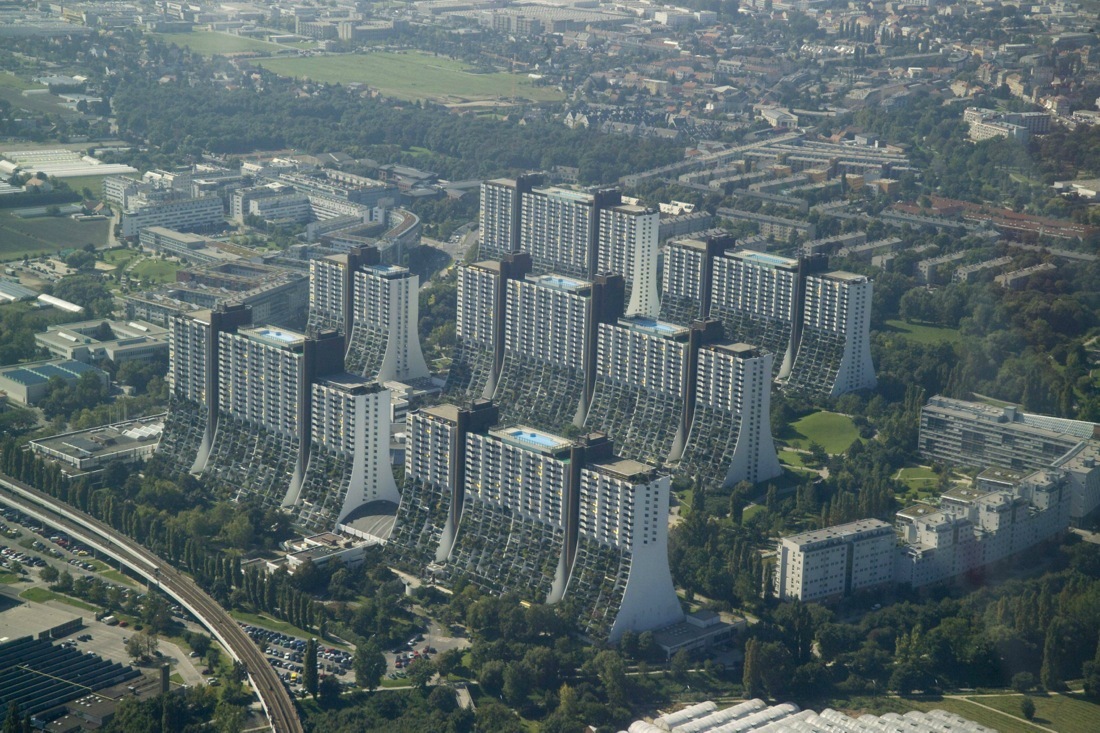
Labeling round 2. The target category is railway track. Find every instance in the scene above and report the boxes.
[0,473,303,733]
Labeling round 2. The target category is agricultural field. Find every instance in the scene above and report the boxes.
[0,211,109,262]
[0,72,61,115]
[973,693,1100,733]
[151,31,300,56]
[782,411,861,454]
[257,51,565,104]
[882,319,963,345]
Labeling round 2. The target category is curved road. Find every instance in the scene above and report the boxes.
[0,473,303,733]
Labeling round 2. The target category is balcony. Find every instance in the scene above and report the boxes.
[442,339,494,399]
[679,405,742,492]
[294,446,355,534]
[202,413,298,510]
[493,352,585,433]
[564,536,631,640]
[386,477,450,575]
[584,378,683,466]
[155,395,207,473]
[710,306,791,377]
[784,326,846,397]
[345,321,387,379]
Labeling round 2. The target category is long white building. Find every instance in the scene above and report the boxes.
[658,233,736,326]
[478,174,542,261]
[346,263,429,382]
[774,519,897,603]
[120,194,224,237]
[519,186,621,279]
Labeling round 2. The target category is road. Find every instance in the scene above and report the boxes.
[0,473,303,733]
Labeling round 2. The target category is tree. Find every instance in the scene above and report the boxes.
[1011,672,1037,693]
[303,638,318,698]
[354,640,386,691]
[318,675,342,706]
[3,702,20,733]
[212,699,244,733]
[671,649,692,680]
[1020,696,1035,721]
[406,656,435,692]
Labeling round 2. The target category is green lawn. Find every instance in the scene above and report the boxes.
[20,587,98,612]
[129,258,181,283]
[783,411,860,454]
[742,504,766,522]
[101,569,138,587]
[63,174,132,200]
[0,211,109,262]
[0,572,20,584]
[899,698,1043,733]
[0,71,44,92]
[974,693,1100,733]
[897,466,939,490]
[778,449,806,467]
[257,52,564,104]
[103,248,140,269]
[151,31,300,56]
[882,319,963,345]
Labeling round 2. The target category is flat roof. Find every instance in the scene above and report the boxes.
[782,518,892,547]
[532,185,594,204]
[365,263,410,278]
[586,456,657,481]
[419,403,461,422]
[318,372,383,394]
[711,342,760,358]
[822,270,868,283]
[494,425,572,455]
[241,325,305,348]
[620,315,689,339]
[731,249,798,269]
[529,273,590,292]
[896,504,941,522]
[942,486,992,503]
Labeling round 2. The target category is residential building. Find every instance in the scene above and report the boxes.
[785,271,876,397]
[492,272,624,432]
[583,316,691,466]
[478,174,543,261]
[920,396,1100,521]
[345,263,429,382]
[444,253,531,400]
[679,341,782,488]
[658,232,736,326]
[306,245,380,339]
[597,203,660,317]
[774,519,896,602]
[519,186,621,279]
[120,194,224,238]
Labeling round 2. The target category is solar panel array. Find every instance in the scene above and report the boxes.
[0,636,140,717]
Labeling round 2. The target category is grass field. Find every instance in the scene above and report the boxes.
[103,247,140,269]
[129,258,181,283]
[974,693,1100,733]
[0,211,109,261]
[63,174,133,200]
[882,319,963,345]
[778,449,807,467]
[257,52,564,103]
[783,411,860,454]
[743,504,766,522]
[152,31,299,56]
[101,569,138,587]
[0,73,60,115]
[229,610,348,647]
[0,572,19,584]
[20,587,98,612]
[897,466,939,490]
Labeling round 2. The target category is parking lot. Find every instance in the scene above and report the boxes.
[240,623,357,694]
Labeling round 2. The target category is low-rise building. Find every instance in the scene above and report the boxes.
[29,415,164,480]
[35,319,168,364]
[0,359,107,405]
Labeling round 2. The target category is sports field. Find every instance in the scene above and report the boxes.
[257,51,565,103]
[783,411,861,454]
[151,31,300,56]
[0,211,109,262]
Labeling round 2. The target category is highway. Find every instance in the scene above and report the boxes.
[0,473,303,733]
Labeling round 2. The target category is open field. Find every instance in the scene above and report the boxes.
[151,31,302,56]
[64,173,134,200]
[0,212,109,261]
[0,572,19,584]
[974,693,1100,733]
[0,73,61,115]
[778,449,806,467]
[897,466,939,490]
[103,247,140,269]
[129,258,181,283]
[783,411,860,454]
[19,586,98,612]
[100,569,139,587]
[257,51,565,103]
[882,319,963,345]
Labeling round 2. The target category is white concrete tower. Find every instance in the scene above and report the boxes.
[680,343,782,488]
[597,204,660,317]
[787,271,875,396]
[347,263,429,382]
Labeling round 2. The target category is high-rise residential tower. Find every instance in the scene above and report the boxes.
[658,233,736,326]
[519,186,621,279]
[597,203,660,317]
[492,272,624,432]
[678,342,782,489]
[478,174,543,261]
[445,253,531,399]
[583,316,691,466]
[708,250,802,378]
[202,326,344,509]
[159,304,251,474]
[345,263,429,382]
[306,245,380,341]
[784,271,875,396]
[294,374,399,533]
[387,401,500,571]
